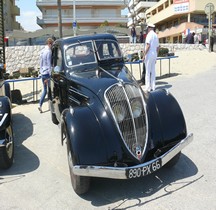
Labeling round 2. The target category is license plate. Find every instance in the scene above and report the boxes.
[126,159,162,179]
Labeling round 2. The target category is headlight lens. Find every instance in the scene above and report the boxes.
[112,103,126,123]
[131,99,142,118]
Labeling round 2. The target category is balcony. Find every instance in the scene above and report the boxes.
[12,5,20,16]
[37,15,128,27]
[36,0,126,9]
[134,1,158,13]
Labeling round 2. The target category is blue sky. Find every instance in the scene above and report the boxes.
[16,0,42,31]
[15,0,128,32]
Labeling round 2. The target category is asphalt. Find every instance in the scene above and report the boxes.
[0,65,216,210]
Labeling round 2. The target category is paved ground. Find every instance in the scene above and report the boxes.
[0,65,216,210]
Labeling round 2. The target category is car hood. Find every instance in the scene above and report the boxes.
[67,65,137,94]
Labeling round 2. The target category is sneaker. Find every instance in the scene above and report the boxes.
[38,106,42,113]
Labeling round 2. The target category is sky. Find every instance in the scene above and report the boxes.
[16,0,42,31]
[15,0,128,32]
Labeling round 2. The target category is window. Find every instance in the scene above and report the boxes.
[65,41,96,66]
[95,40,121,60]
[52,47,62,69]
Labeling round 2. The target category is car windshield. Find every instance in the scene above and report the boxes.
[95,40,122,60]
[65,41,96,67]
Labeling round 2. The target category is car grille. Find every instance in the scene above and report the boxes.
[105,83,148,160]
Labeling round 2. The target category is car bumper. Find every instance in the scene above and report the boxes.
[73,133,193,179]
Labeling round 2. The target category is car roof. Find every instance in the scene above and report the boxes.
[54,33,118,47]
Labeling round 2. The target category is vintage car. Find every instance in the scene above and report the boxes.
[48,33,193,195]
[0,64,14,169]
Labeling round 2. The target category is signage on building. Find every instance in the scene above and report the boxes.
[204,3,215,15]
[174,0,189,14]
[73,21,77,28]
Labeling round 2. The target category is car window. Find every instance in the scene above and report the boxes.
[95,40,122,60]
[52,46,62,69]
[65,41,96,67]
[57,48,62,67]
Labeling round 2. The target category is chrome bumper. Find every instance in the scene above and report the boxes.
[73,133,193,179]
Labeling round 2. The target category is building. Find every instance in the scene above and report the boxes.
[145,0,216,43]
[36,0,128,31]
[127,0,160,28]
[3,0,21,31]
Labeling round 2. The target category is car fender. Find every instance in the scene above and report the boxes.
[0,96,11,130]
[146,89,187,147]
[0,96,11,131]
[62,105,124,165]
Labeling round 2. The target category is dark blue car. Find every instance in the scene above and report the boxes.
[48,33,193,195]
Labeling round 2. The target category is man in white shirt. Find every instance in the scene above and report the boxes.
[142,23,159,92]
[38,37,53,113]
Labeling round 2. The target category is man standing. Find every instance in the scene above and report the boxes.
[130,24,137,43]
[38,37,54,113]
[142,23,159,92]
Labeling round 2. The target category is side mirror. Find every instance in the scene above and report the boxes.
[54,66,61,74]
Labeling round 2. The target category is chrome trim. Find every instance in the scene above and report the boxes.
[73,133,193,179]
[68,87,89,100]
[122,85,138,145]
[0,139,6,147]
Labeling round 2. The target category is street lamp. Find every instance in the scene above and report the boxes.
[57,0,63,38]
[73,0,77,36]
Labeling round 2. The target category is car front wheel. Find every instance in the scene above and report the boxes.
[67,140,90,195]
[0,125,14,169]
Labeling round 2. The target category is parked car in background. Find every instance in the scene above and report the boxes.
[0,0,14,169]
[0,64,14,169]
[48,33,193,195]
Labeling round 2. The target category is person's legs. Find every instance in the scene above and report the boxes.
[145,59,151,92]
[138,62,146,85]
[38,75,49,112]
[150,57,157,91]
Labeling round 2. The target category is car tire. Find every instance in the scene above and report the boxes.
[67,139,90,195]
[165,152,181,168]
[0,124,14,169]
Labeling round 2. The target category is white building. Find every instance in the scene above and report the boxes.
[3,0,21,31]
[127,0,160,27]
[36,0,128,30]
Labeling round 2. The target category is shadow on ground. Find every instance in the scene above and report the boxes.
[156,72,181,80]
[81,154,199,209]
[0,113,40,177]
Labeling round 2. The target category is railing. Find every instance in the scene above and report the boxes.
[126,55,179,79]
[6,77,41,102]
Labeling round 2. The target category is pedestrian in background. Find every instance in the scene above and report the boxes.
[131,24,137,43]
[139,31,144,43]
[38,37,54,113]
[186,32,195,44]
[142,23,159,92]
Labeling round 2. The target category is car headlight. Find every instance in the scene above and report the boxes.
[112,103,126,123]
[131,99,142,118]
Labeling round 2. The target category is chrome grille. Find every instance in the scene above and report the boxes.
[105,83,148,160]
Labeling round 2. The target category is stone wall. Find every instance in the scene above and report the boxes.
[5,45,44,74]
[5,43,207,74]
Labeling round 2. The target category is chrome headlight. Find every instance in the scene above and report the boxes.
[131,99,142,118]
[112,103,126,123]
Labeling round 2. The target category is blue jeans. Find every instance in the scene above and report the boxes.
[39,74,50,107]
